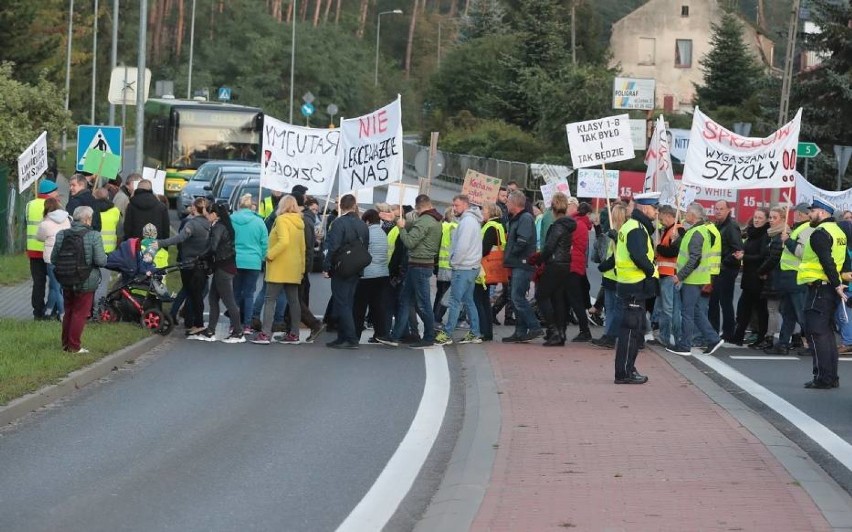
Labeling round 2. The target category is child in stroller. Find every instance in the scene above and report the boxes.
[97,235,178,335]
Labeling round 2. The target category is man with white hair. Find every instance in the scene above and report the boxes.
[667,203,724,357]
[501,190,542,343]
[51,206,107,353]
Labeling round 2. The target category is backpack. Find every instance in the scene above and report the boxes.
[54,229,92,287]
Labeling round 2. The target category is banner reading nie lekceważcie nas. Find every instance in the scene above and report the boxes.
[683,107,802,190]
[339,96,403,195]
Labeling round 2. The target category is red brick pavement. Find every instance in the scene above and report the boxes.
[472,342,831,532]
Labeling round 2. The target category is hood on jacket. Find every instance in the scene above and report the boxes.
[553,215,577,231]
[460,207,483,224]
[420,208,443,223]
[277,212,305,231]
[129,189,163,211]
[573,213,593,231]
[46,209,70,224]
[232,208,264,227]
[95,198,115,212]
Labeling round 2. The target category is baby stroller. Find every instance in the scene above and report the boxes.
[96,238,180,335]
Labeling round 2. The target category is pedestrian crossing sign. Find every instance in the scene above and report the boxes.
[76,125,123,171]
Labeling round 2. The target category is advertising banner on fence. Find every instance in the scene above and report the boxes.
[461,169,501,206]
[339,96,403,195]
[683,107,802,190]
[644,116,676,207]
[566,114,635,169]
[576,169,620,199]
[17,131,48,192]
[612,77,656,110]
[261,115,341,195]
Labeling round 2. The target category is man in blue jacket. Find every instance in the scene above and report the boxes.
[502,191,542,343]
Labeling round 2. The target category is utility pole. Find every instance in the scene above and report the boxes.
[571,0,577,65]
[437,21,441,69]
[289,0,296,123]
[135,0,147,172]
[62,0,75,154]
[772,0,801,206]
[187,0,196,99]
[91,0,99,124]
[108,0,118,125]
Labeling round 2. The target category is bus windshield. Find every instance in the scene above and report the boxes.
[171,110,260,169]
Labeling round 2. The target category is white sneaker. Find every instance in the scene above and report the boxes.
[76,348,90,354]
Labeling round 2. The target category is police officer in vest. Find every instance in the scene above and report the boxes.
[798,198,848,389]
[27,179,60,319]
[667,203,725,356]
[613,192,660,384]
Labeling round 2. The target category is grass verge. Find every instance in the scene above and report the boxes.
[0,254,31,286]
[0,319,150,405]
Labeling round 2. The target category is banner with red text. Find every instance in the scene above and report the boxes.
[644,115,677,207]
[683,107,802,190]
[339,96,403,195]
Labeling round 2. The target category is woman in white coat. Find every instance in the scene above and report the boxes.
[36,197,71,320]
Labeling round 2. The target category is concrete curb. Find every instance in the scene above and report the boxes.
[654,347,852,530]
[414,344,501,532]
[0,334,166,427]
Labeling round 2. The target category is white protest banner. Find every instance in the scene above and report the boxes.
[142,167,167,196]
[644,116,677,207]
[612,77,656,110]
[353,187,374,205]
[386,182,419,206]
[566,114,635,169]
[531,163,572,185]
[669,128,691,163]
[339,96,403,195]
[461,169,502,206]
[683,107,802,190]
[17,131,48,192]
[262,115,341,195]
[540,178,571,208]
[576,169,620,199]
[795,174,852,214]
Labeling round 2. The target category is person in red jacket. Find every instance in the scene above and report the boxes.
[566,198,594,342]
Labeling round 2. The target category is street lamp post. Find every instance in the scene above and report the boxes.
[187,0,196,99]
[289,0,296,123]
[62,0,75,154]
[374,9,403,87]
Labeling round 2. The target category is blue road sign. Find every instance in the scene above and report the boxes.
[218,87,231,101]
[76,125,123,171]
[301,102,315,117]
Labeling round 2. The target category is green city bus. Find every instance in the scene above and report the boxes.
[143,98,263,201]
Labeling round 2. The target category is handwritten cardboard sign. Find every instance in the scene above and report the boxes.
[461,169,501,206]
[261,115,340,195]
[339,96,403,195]
[17,131,48,192]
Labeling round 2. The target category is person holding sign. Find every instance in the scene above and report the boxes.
[613,192,660,384]
[797,199,847,389]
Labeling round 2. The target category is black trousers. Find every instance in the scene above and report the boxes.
[710,268,738,339]
[733,288,768,343]
[433,280,451,323]
[805,284,840,386]
[536,264,570,333]
[566,273,590,334]
[354,276,391,339]
[474,284,493,340]
[30,257,47,318]
[615,297,646,380]
[493,280,515,319]
[181,266,208,329]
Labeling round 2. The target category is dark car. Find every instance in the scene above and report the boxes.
[205,167,260,206]
[178,161,260,215]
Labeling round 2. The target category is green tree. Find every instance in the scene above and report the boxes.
[693,12,765,112]
[0,62,72,177]
[439,113,547,162]
[458,0,507,42]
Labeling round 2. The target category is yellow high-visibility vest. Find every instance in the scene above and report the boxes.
[797,222,847,285]
[780,223,807,271]
[100,206,121,253]
[677,225,712,285]
[387,225,400,265]
[26,198,46,253]
[259,197,274,219]
[615,218,658,284]
[438,221,458,270]
[602,239,617,281]
[705,222,722,275]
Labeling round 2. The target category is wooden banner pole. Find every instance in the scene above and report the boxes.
[601,163,613,224]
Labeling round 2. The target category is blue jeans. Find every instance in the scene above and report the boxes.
[603,287,622,338]
[45,263,64,316]
[656,275,681,346]
[391,266,435,342]
[444,269,481,337]
[677,283,720,350]
[836,297,852,346]
[779,289,806,346]
[251,280,287,324]
[331,275,359,343]
[510,268,540,336]
[233,268,260,327]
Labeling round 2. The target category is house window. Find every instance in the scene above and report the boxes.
[638,37,656,65]
[681,5,689,17]
[675,39,692,68]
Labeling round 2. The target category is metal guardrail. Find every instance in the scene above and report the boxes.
[403,141,531,190]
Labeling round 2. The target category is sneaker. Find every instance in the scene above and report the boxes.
[704,339,725,355]
[250,332,271,345]
[278,332,300,344]
[375,336,400,347]
[502,334,524,343]
[838,344,852,355]
[591,336,616,349]
[306,323,326,344]
[764,344,790,355]
[328,341,359,350]
[409,339,435,349]
[189,329,216,342]
[458,332,483,344]
[243,326,253,335]
[222,330,246,344]
[519,329,545,342]
[400,334,422,344]
[434,331,453,345]
[571,331,592,343]
[666,346,692,356]
[185,326,206,337]
[75,347,90,354]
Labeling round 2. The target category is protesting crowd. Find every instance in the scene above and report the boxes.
[25,170,852,389]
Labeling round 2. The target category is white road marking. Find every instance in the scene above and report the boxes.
[695,354,852,471]
[729,356,798,361]
[336,347,450,532]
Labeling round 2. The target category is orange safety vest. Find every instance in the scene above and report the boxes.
[656,223,682,277]
[481,220,509,285]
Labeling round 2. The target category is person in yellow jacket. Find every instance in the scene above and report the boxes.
[613,192,660,384]
[252,195,306,345]
[27,179,60,319]
[667,203,724,357]
[797,198,847,389]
